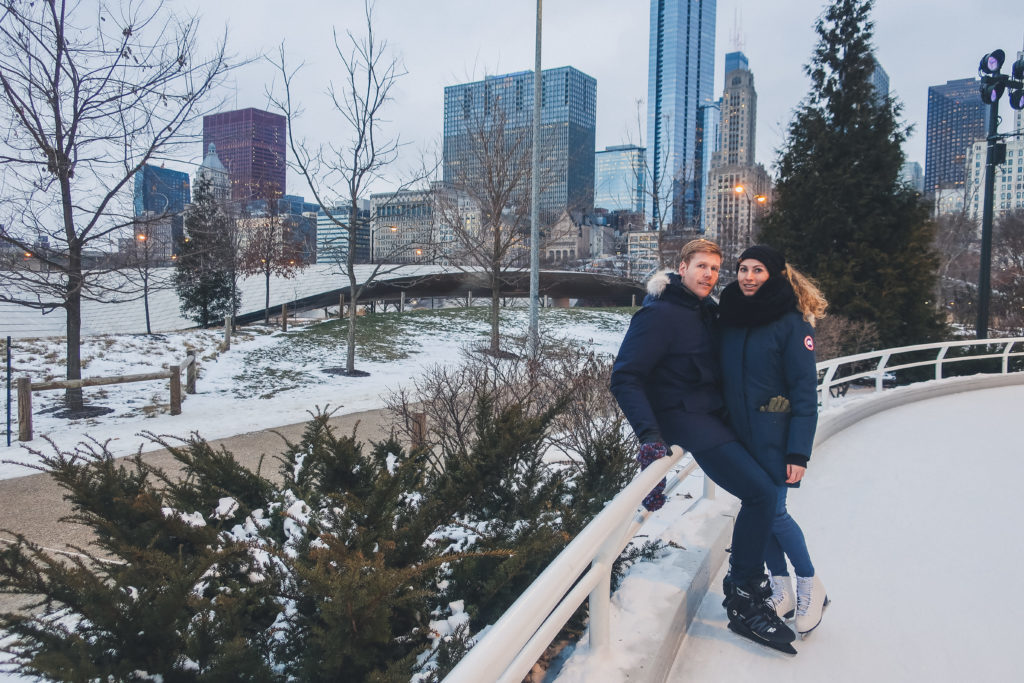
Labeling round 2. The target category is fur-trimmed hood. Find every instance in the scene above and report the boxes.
[646,270,676,299]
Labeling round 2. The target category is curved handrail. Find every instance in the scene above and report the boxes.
[443,336,1024,683]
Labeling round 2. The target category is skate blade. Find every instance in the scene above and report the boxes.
[727,622,798,655]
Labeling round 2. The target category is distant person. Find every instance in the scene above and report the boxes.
[610,239,796,652]
[717,244,830,637]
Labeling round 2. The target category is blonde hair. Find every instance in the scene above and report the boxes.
[784,265,828,327]
[680,238,722,264]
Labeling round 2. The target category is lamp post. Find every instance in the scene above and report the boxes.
[729,184,767,279]
[976,48,1024,339]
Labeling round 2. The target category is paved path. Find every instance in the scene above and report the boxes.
[0,407,393,613]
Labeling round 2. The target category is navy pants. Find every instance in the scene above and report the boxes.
[765,484,815,577]
[692,440,778,584]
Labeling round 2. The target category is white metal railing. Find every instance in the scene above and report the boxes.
[444,336,1024,683]
[817,337,1024,410]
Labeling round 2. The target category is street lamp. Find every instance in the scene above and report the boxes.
[975,48,1024,339]
[727,184,767,277]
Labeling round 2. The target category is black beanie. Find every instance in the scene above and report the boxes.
[738,245,786,278]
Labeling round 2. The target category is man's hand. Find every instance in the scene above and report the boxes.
[636,442,669,511]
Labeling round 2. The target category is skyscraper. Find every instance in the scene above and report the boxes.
[443,67,596,219]
[704,56,769,273]
[924,78,989,197]
[870,57,890,107]
[202,108,287,202]
[196,143,230,202]
[595,145,645,213]
[134,165,190,216]
[646,0,716,228]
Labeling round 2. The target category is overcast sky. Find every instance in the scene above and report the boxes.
[179,0,1024,197]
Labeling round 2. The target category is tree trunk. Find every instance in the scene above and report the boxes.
[143,277,152,335]
[264,268,271,324]
[65,254,83,411]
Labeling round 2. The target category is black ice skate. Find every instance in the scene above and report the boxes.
[725,575,798,655]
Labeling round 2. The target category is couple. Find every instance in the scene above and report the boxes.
[609,238,828,653]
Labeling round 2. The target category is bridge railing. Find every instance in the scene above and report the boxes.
[443,336,1024,683]
[817,337,1024,409]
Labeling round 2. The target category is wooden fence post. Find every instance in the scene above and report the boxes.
[339,292,345,318]
[411,411,427,448]
[16,377,31,442]
[467,290,473,307]
[169,365,181,416]
[281,303,288,332]
[223,315,231,351]
[400,291,405,312]
[186,352,197,394]
[631,294,636,307]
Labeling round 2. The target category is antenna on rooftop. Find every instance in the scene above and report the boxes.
[731,7,744,52]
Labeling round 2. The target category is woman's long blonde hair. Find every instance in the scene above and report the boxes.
[783,265,828,327]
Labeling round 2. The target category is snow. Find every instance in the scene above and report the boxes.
[554,383,1024,683]
[4,297,1022,681]
[1,306,630,478]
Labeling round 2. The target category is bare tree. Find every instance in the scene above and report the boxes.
[932,196,980,326]
[121,213,176,334]
[435,93,538,356]
[269,1,430,375]
[0,0,234,409]
[238,184,307,324]
[992,208,1024,333]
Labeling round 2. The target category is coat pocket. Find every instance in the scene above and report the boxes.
[750,411,789,480]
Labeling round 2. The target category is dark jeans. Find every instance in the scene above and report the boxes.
[764,484,814,577]
[692,440,778,585]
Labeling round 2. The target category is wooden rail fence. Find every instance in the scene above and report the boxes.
[16,351,197,442]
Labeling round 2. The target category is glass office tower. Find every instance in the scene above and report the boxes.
[595,145,645,213]
[646,0,716,228]
[443,66,596,219]
[924,78,988,197]
[203,107,287,202]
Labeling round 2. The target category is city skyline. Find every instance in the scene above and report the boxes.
[175,0,1024,198]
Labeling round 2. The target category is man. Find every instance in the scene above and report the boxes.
[609,238,797,652]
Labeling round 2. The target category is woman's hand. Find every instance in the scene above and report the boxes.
[786,464,806,484]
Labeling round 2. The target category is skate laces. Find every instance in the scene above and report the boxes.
[768,577,786,609]
[796,576,813,616]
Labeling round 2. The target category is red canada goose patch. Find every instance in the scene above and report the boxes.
[804,335,814,351]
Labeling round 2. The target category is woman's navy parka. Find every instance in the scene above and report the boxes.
[718,291,819,486]
[610,271,735,455]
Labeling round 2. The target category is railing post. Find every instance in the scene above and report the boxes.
[588,563,612,653]
[16,377,31,442]
[186,352,197,394]
[1001,340,1012,374]
[411,411,427,448]
[169,365,181,416]
[281,303,288,332]
[935,345,950,380]
[703,474,717,500]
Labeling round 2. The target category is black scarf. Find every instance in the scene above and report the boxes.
[717,276,798,328]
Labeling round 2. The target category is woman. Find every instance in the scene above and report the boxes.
[717,244,830,637]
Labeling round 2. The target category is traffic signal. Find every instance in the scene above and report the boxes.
[980,49,1006,74]
[980,77,1005,104]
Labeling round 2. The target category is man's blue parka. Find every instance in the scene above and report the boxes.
[610,271,735,454]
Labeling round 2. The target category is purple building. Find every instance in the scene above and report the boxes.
[202,108,286,202]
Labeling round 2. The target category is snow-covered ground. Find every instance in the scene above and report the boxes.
[1,306,632,478]
[554,383,1024,682]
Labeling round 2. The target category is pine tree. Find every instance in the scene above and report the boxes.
[175,175,240,328]
[759,0,946,347]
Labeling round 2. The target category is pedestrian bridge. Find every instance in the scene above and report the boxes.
[1,264,644,338]
[445,337,1024,682]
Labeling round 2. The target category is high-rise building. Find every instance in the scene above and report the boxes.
[195,143,231,203]
[442,67,596,220]
[134,165,190,216]
[317,201,370,266]
[694,101,720,233]
[870,57,890,107]
[704,56,769,273]
[900,161,924,193]
[203,108,287,202]
[965,137,1024,222]
[924,78,989,197]
[646,0,716,228]
[595,145,645,213]
[724,51,748,80]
